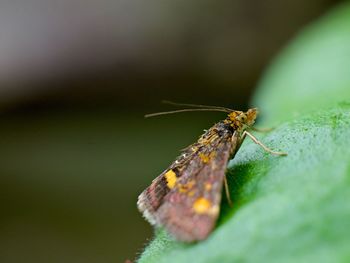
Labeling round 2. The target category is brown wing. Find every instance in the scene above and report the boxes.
[137,124,237,242]
[137,141,199,226]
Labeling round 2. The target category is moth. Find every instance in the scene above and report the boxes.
[137,101,286,242]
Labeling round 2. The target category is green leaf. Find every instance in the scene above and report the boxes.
[138,106,350,263]
[253,2,350,125]
[137,3,350,262]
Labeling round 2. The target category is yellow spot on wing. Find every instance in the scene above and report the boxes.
[178,180,195,193]
[188,190,195,197]
[199,153,210,163]
[199,152,216,163]
[164,170,177,189]
[193,198,211,214]
[205,183,212,191]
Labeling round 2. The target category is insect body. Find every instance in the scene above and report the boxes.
[138,106,286,242]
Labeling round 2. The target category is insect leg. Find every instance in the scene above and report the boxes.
[249,127,274,133]
[243,131,287,156]
[223,175,233,207]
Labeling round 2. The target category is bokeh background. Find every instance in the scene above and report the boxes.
[0,1,343,262]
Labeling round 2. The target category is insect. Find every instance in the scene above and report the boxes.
[137,101,286,242]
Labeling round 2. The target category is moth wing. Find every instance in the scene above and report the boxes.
[156,135,233,242]
[137,170,172,225]
[137,143,198,225]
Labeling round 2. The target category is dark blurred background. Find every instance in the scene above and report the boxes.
[0,0,342,262]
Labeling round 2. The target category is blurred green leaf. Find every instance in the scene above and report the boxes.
[253,2,350,125]
[138,3,350,262]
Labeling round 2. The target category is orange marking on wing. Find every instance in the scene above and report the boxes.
[178,180,195,193]
[193,198,211,214]
[199,153,210,163]
[199,151,217,164]
[164,170,177,189]
[205,183,212,191]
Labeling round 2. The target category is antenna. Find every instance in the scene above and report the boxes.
[145,108,231,118]
[162,100,234,112]
[145,101,234,118]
